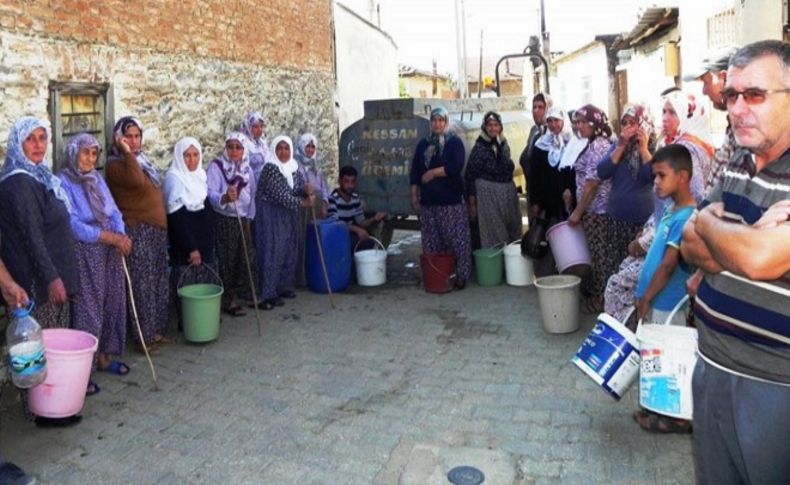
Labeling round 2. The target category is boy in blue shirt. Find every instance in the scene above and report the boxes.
[635,144,696,326]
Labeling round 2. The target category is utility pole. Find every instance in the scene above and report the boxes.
[478,29,484,98]
[454,0,468,98]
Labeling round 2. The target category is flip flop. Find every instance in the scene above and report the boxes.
[98,361,130,376]
[86,380,101,396]
[224,306,247,317]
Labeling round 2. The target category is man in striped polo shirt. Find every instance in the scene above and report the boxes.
[681,40,790,485]
[327,165,388,245]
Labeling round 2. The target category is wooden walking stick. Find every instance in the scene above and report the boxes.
[121,256,159,391]
[233,203,262,337]
[310,202,335,309]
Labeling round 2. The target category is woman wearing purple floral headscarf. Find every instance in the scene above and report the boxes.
[241,112,272,181]
[59,133,132,392]
[567,104,614,313]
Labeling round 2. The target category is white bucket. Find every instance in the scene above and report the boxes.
[636,297,698,419]
[354,237,387,286]
[546,221,591,275]
[534,275,581,334]
[504,240,534,286]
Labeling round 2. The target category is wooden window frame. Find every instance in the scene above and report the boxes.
[48,81,114,172]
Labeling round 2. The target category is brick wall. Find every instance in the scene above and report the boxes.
[0,0,339,177]
[0,0,332,70]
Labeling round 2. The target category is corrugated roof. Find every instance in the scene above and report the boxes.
[612,7,678,50]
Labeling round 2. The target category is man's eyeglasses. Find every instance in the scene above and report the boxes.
[722,87,790,106]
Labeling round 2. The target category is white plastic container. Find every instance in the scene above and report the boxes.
[504,240,534,286]
[534,275,581,334]
[354,237,387,286]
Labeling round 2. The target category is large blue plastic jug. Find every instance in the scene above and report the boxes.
[305,220,352,293]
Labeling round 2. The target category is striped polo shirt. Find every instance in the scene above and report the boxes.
[694,148,790,384]
[327,189,364,225]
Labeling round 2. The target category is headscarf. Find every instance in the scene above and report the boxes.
[620,103,657,176]
[240,111,271,173]
[294,133,319,170]
[212,132,253,194]
[268,135,299,189]
[163,137,207,214]
[534,107,569,168]
[479,111,509,158]
[109,116,162,187]
[423,106,454,165]
[0,116,71,210]
[661,91,715,157]
[574,104,613,140]
[60,133,113,222]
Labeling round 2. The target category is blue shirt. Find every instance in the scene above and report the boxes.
[59,173,126,243]
[635,204,695,311]
[596,145,654,224]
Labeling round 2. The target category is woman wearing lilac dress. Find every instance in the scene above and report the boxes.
[255,135,316,309]
[207,132,257,316]
[59,134,132,393]
[294,133,330,286]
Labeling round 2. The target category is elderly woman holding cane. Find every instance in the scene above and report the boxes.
[207,132,257,316]
[59,133,132,394]
[105,116,170,351]
[255,135,316,310]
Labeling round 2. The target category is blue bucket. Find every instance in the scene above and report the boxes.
[571,313,641,400]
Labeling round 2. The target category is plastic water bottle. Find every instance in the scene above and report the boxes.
[6,303,47,389]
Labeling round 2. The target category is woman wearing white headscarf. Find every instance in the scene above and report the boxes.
[164,137,216,327]
[604,91,715,324]
[255,135,315,309]
[207,132,257,317]
[527,107,576,276]
[0,117,78,329]
[105,116,170,349]
[294,133,329,286]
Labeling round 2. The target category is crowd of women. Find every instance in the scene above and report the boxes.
[0,112,327,397]
[411,89,716,323]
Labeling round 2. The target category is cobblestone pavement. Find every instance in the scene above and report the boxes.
[1,232,694,484]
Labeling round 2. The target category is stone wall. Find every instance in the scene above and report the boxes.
[0,0,339,177]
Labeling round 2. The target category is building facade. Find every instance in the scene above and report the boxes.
[0,0,338,176]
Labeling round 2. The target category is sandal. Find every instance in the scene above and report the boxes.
[258,300,275,311]
[98,360,130,376]
[279,290,297,299]
[633,409,692,434]
[154,335,173,345]
[224,306,247,317]
[86,380,101,396]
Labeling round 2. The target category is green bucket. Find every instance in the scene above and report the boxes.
[177,265,224,343]
[474,245,505,287]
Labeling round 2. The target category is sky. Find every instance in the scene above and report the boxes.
[341,0,645,79]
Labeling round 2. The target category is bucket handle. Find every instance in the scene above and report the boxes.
[424,255,457,290]
[354,237,385,254]
[664,295,691,325]
[482,242,506,258]
[176,262,225,291]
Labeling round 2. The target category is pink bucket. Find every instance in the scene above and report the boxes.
[546,221,591,276]
[28,329,98,418]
